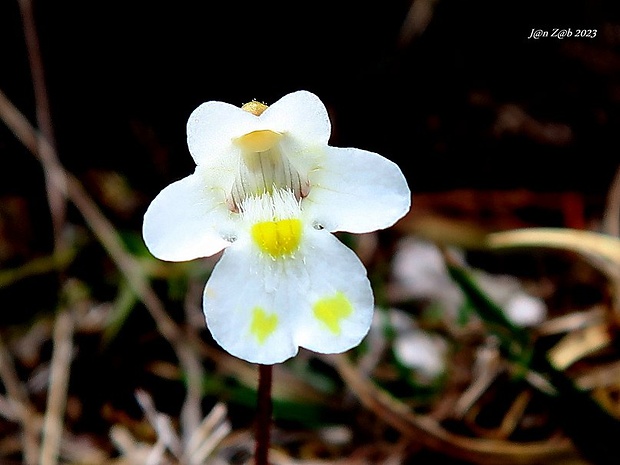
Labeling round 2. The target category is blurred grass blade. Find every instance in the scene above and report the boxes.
[0,247,76,288]
[445,259,532,366]
[487,228,620,263]
[539,352,620,465]
[201,375,334,428]
[488,227,620,322]
[487,228,620,464]
[102,280,137,346]
[548,324,612,371]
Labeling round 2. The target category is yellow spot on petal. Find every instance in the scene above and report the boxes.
[250,307,278,344]
[252,219,302,258]
[313,292,353,334]
[235,130,282,153]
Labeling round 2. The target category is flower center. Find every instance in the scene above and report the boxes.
[241,189,304,259]
[251,219,302,258]
[228,102,310,212]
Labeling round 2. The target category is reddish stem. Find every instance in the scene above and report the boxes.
[255,364,273,465]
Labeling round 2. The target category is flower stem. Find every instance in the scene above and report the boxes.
[255,364,273,465]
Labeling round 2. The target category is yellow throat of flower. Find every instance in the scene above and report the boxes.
[251,218,302,258]
[241,189,304,260]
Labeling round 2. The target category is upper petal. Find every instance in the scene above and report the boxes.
[187,91,331,167]
[261,90,331,146]
[305,147,411,233]
[186,101,257,165]
[143,172,234,261]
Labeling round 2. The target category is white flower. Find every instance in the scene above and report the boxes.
[393,330,448,382]
[143,91,410,364]
[503,292,547,327]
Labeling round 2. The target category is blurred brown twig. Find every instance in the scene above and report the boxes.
[17,0,67,253]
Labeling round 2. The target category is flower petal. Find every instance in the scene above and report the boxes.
[203,239,299,364]
[261,91,331,146]
[258,91,332,183]
[292,228,374,355]
[305,147,411,233]
[143,172,234,261]
[186,101,257,165]
[203,226,373,364]
[187,91,331,167]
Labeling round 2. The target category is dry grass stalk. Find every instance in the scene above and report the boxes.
[39,309,75,465]
[0,333,40,464]
[0,86,208,463]
[330,353,575,465]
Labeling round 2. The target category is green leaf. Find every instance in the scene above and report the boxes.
[446,262,532,370]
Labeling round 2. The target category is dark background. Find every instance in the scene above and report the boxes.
[3,0,619,194]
